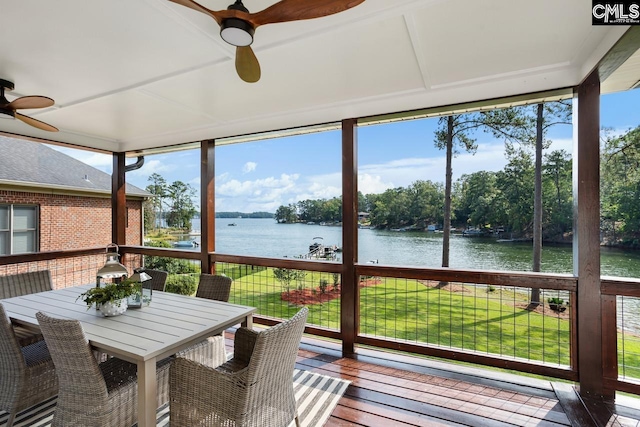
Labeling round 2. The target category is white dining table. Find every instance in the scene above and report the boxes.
[2,284,256,427]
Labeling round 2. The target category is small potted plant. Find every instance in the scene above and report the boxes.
[547,297,567,313]
[78,280,137,316]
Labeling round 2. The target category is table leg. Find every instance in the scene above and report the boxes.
[137,358,157,427]
[241,314,253,329]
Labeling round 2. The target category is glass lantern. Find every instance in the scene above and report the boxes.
[127,268,152,308]
[96,243,128,287]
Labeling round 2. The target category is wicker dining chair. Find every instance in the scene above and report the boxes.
[175,274,233,368]
[196,273,232,302]
[170,307,309,427]
[0,270,53,299]
[36,312,172,427]
[0,303,58,427]
[0,270,53,346]
[143,268,169,292]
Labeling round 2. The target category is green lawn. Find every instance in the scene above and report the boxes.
[219,264,640,378]
[360,278,570,365]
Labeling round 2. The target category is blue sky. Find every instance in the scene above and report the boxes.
[52,90,640,213]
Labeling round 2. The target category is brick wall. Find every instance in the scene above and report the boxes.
[0,190,143,250]
[0,190,145,289]
[0,254,106,289]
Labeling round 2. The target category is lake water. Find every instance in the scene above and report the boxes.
[183,218,640,278]
[181,218,640,332]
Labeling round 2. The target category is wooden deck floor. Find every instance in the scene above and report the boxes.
[279,334,640,427]
[6,329,640,426]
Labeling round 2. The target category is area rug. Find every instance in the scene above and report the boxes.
[0,369,350,427]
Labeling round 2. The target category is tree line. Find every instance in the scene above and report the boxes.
[274,123,640,248]
[274,148,572,239]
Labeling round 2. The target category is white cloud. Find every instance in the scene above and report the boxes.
[453,142,508,180]
[358,173,394,194]
[48,134,582,214]
[359,157,445,188]
[297,172,342,200]
[217,172,231,182]
[127,159,173,177]
[217,173,299,196]
[547,137,573,154]
[242,162,257,173]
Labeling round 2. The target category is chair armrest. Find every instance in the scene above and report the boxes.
[170,356,250,423]
[233,327,258,364]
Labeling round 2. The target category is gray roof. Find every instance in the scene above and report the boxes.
[0,136,149,197]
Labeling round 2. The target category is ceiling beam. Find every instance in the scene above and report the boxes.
[403,13,431,89]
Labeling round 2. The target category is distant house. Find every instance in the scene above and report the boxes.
[0,137,149,255]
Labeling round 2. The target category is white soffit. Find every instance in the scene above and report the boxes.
[602,48,640,93]
[0,0,632,153]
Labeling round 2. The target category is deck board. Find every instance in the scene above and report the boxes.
[7,328,640,427]
[283,333,640,427]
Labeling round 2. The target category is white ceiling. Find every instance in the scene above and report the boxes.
[0,0,634,153]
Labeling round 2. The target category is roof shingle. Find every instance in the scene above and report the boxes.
[0,137,149,197]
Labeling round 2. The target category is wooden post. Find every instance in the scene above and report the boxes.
[112,152,126,246]
[341,118,358,356]
[573,70,609,398]
[201,140,216,274]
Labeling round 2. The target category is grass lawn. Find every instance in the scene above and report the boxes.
[218,264,640,378]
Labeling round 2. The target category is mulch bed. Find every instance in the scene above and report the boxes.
[281,278,382,305]
[514,301,571,320]
[283,278,570,319]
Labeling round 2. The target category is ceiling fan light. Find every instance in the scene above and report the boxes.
[220,18,254,47]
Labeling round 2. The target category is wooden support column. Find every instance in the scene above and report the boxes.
[341,118,358,357]
[573,70,610,398]
[201,140,216,274]
[112,152,126,246]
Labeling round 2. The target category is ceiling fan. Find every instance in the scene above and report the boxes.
[169,0,366,83]
[0,79,58,132]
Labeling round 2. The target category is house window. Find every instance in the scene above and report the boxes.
[0,205,38,255]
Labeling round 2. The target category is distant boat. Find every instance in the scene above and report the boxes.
[228,223,237,226]
[462,228,488,237]
[306,237,339,260]
[173,240,199,248]
[390,226,415,232]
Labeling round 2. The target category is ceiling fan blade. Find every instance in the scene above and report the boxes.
[250,0,365,27]
[9,96,54,110]
[15,113,59,132]
[236,46,261,83]
[169,0,224,25]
